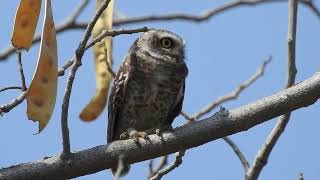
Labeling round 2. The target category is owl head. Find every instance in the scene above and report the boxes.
[131,29,186,63]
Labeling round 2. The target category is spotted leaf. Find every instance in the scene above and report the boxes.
[11,0,42,50]
[26,0,57,133]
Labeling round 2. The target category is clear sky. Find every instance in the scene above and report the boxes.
[1,1,320,180]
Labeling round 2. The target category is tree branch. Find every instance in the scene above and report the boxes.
[0,91,27,115]
[0,86,21,93]
[1,0,319,61]
[60,0,112,158]
[0,0,89,60]
[148,156,168,179]
[16,50,27,91]
[192,56,271,120]
[246,0,298,179]
[0,71,319,180]
[223,137,250,172]
[57,27,148,77]
[150,151,185,180]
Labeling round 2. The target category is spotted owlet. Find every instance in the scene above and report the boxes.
[107,29,188,144]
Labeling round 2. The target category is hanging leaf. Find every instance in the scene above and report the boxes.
[26,0,57,133]
[11,0,42,50]
[79,0,115,122]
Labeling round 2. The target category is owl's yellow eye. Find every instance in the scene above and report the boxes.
[160,38,173,49]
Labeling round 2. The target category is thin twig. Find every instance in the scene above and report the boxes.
[57,27,147,77]
[0,51,28,115]
[179,58,271,179]
[246,1,298,179]
[299,172,304,180]
[180,111,195,122]
[192,56,271,120]
[1,0,320,60]
[114,155,125,180]
[302,0,320,18]
[66,0,89,23]
[60,0,112,159]
[150,151,185,180]
[223,137,250,172]
[16,50,27,91]
[0,0,89,60]
[148,156,168,179]
[85,27,148,50]
[0,91,27,115]
[0,86,21,93]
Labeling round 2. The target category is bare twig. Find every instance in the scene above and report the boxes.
[179,58,271,179]
[85,27,148,50]
[302,0,320,18]
[192,56,271,120]
[180,111,195,122]
[66,0,89,23]
[113,0,288,26]
[223,137,250,172]
[57,27,148,77]
[0,0,89,61]
[150,151,185,180]
[148,156,168,179]
[60,0,112,159]
[114,155,125,180]
[0,86,21,93]
[1,0,320,61]
[0,72,319,179]
[0,51,27,115]
[0,91,27,115]
[299,172,304,180]
[16,50,27,91]
[246,1,298,179]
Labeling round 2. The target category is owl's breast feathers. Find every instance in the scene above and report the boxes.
[108,40,188,143]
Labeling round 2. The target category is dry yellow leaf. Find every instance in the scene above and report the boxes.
[79,0,115,122]
[11,0,42,50]
[26,0,57,133]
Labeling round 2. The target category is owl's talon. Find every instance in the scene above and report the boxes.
[120,132,129,140]
[155,129,161,136]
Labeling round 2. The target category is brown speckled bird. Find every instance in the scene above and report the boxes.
[107,29,188,144]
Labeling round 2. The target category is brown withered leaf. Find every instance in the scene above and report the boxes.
[11,0,42,50]
[79,0,115,122]
[26,0,58,133]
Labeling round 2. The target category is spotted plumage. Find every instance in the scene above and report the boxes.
[107,29,188,143]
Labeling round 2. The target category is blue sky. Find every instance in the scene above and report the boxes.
[1,0,320,179]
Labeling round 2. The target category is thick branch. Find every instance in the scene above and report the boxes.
[0,72,319,180]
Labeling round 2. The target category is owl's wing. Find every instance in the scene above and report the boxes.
[167,82,185,125]
[107,54,133,143]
